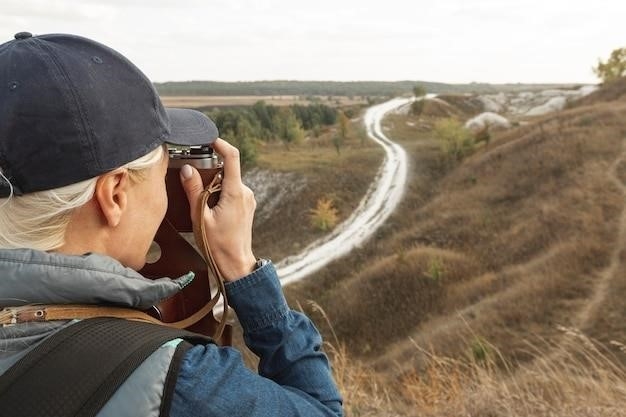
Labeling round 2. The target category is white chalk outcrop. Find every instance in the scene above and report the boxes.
[476,85,598,118]
[478,92,507,113]
[462,85,598,132]
[465,112,511,131]
[525,96,568,116]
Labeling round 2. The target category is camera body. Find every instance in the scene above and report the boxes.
[165,145,223,231]
[140,145,230,344]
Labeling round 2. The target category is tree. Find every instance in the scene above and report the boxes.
[274,108,304,149]
[413,84,426,97]
[411,99,425,116]
[207,110,259,166]
[252,101,272,131]
[332,111,350,155]
[593,47,626,83]
[411,84,427,115]
[338,111,349,140]
[229,118,257,167]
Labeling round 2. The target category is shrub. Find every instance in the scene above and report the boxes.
[433,118,475,161]
[310,198,339,231]
[426,257,445,281]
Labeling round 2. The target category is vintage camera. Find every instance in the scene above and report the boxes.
[140,144,230,344]
[164,145,223,231]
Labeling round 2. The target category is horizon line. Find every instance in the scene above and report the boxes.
[153,79,594,86]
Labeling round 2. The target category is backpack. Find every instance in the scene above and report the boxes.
[0,317,213,417]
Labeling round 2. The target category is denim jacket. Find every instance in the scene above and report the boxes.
[0,249,343,417]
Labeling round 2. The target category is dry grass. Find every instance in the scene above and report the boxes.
[295,97,626,364]
[247,80,626,416]
[394,330,626,417]
[314,96,626,360]
[318,302,626,417]
[277,85,626,417]
[236,303,626,417]
[305,246,478,355]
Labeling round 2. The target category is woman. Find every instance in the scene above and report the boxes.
[0,32,342,416]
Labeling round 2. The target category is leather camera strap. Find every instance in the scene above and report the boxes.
[0,301,218,329]
[194,172,229,339]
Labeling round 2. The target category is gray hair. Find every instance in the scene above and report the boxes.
[0,145,165,251]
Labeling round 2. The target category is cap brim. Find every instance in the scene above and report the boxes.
[165,108,219,146]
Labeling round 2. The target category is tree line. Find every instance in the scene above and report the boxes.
[154,80,568,97]
[205,101,338,165]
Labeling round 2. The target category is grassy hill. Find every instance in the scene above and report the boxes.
[243,79,626,416]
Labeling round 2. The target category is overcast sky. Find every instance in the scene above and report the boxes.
[2,0,625,84]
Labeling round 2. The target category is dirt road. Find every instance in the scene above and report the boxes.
[276,98,412,285]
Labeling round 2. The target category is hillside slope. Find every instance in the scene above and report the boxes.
[283,81,626,382]
[238,81,626,415]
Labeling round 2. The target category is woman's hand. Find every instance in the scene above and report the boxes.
[180,138,257,282]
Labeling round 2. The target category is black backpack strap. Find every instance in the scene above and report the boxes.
[159,340,196,417]
[0,317,212,417]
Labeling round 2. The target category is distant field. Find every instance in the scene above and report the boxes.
[160,95,368,109]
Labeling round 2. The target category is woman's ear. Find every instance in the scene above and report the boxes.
[94,170,129,227]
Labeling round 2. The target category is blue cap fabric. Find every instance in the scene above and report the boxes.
[0,32,219,197]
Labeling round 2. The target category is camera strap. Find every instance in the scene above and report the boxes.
[138,166,230,344]
[0,303,217,331]
[194,171,229,339]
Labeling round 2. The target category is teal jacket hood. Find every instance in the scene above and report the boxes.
[0,248,194,309]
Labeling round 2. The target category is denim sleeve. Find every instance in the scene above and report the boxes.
[170,262,343,417]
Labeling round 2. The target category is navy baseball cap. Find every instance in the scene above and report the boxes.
[0,32,219,198]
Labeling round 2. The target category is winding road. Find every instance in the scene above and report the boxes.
[276,98,412,285]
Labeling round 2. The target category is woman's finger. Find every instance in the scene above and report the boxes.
[211,138,242,190]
